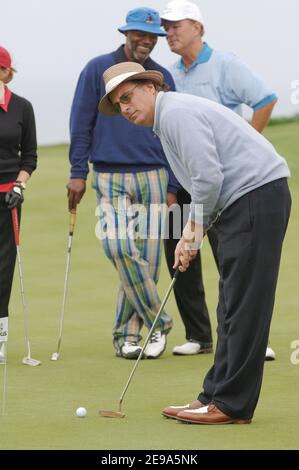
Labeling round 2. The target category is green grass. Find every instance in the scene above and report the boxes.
[0,122,298,450]
[268,114,299,127]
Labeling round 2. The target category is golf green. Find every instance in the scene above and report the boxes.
[0,121,298,450]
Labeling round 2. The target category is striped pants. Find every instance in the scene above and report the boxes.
[93,169,173,353]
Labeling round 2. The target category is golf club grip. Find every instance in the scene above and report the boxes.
[173,268,180,280]
[11,207,20,246]
[69,209,76,235]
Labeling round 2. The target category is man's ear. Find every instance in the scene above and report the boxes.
[194,22,204,37]
[145,81,156,93]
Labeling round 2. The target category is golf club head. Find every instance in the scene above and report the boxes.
[51,352,60,361]
[99,410,126,418]
[22,357,41,367]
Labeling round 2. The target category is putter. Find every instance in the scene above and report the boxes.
[51,209,76,361]
[99,268,180,418]
[11,208,41,367]
[0,317,8,416]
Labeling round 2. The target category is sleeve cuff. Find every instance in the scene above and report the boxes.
[20,164,36,175]
[70,170,89,180]
[189,202,205,225]
[253,94,277,111]
[167,183,180,194]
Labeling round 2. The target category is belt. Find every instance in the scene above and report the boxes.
[0,182,14,192]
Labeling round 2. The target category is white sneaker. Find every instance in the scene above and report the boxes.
[144,331,166,359]
[172,341,213,356]
[265,345,276,361]
[120,342,143,359]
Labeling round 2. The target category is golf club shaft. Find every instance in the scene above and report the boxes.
[118,268,179,412]
[1,343,8,416]
[11,208,32,359]
[55,210,76,354]
[16,247,32,358]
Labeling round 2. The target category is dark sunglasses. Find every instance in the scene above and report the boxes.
[111,84,139,113]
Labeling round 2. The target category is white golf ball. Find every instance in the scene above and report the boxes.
[76,407,87,418]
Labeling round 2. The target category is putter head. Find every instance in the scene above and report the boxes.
[51,352,60,361]
[22,357,41,367]
[99,410,126,418]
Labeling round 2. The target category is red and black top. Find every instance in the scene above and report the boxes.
[0,87,37,184]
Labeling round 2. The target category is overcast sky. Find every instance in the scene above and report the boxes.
[2,0,299,144]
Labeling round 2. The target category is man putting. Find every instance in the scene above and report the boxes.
[98,62,291,424]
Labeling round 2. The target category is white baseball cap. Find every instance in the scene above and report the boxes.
[160,0,204,25]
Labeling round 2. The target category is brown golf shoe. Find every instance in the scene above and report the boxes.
[176,404,252,425]
[162,400,205,419]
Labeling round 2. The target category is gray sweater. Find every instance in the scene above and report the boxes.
[153,92,290,228]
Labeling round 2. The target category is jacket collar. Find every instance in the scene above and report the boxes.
[176,42,213,71]
[0,86,12,112]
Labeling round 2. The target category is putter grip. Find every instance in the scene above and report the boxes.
[69,209,76,235]
[173,268,180,280]
[11,207,20,246]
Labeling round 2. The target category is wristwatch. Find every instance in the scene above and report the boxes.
[15,180,26,190]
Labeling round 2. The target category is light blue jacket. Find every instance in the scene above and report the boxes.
[153,92,290,228]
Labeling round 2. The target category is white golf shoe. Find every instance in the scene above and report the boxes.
[120,342,143,359]
[144,331,166,359]
[172,341,213,356]
[265,345,276,361]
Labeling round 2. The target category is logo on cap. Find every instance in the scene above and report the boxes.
[146,14,155,24]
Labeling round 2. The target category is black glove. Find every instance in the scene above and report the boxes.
[5,184,24,209]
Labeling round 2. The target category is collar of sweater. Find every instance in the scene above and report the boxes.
[0,84,12,112]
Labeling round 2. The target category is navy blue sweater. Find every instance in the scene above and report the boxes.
[69,46,180,193]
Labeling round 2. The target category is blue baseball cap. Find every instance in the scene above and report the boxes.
[118,7,167,36]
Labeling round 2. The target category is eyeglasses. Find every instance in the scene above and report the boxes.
[111,84,139,113]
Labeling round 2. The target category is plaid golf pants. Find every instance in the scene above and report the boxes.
[93,169,173,353]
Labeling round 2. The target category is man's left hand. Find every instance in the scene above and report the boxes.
[173,220,204,272]
[173,237,200,272]
[167,192,177,207]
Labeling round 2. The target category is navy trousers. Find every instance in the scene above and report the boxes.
[198,178,291,419]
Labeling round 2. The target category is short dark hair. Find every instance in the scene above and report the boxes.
[131,79,170,92]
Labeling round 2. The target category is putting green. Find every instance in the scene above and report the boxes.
[0,121,298,450]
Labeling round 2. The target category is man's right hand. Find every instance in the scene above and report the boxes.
[66,179,86,211]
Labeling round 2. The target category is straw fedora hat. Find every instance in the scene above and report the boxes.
[99,62,164,115]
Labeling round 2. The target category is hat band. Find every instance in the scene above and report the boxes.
[106,72,141,93]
